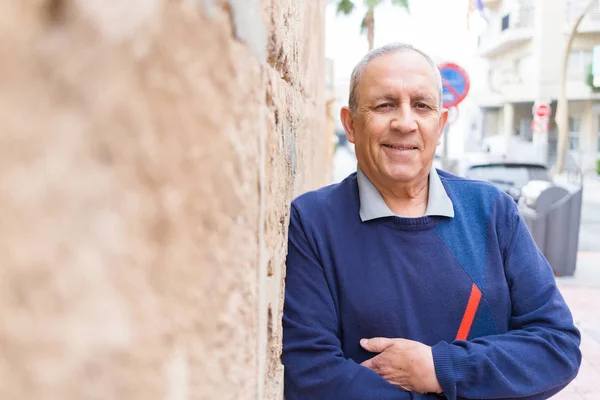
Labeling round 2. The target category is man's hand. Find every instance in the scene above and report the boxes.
[360,337,442,395]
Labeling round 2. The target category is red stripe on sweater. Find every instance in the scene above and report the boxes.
[456,283,482,341]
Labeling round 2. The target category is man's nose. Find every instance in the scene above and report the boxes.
[390,104,417,133]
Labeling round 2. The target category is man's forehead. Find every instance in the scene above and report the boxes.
[359,51,438,95]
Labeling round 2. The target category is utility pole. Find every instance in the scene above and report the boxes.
[442,124,450,169]
[556,0,597,173]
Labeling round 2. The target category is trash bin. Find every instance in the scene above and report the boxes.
[519,180,583,276]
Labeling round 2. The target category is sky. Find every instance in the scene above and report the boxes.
[325,0,488,89]
[325,0,490,156]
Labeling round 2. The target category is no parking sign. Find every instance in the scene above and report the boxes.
[438,63,470,109]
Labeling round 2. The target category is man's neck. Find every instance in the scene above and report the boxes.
[364,169,430,218]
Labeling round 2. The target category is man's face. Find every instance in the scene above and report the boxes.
[342,51,448,186]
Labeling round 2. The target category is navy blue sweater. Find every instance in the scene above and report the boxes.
[282,170,581,400]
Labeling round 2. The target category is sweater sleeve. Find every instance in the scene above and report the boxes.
[431,199,582,400]
[283,204,441,400]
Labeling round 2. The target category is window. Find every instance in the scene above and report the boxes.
[516,1,534,28]
[569,116,581,150]
[567,51,592,80]
[501,14,510,31]
[569,116,581,132]
[520,118,533,141]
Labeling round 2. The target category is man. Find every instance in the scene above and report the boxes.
[282,43,581,400]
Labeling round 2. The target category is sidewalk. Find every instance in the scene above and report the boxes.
[553,173,600,399]
[555,252,600,399]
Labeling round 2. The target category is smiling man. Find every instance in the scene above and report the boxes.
[281,43,581,400]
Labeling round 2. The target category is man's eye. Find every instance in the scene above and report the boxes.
[377,103,393,109]
[415,103,431,110]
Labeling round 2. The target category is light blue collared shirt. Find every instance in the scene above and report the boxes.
[357,167,454,221]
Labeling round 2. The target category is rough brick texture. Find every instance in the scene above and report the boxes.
[0,0,330,399]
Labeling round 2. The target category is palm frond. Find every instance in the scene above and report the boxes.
[336,0,355,15]
[364,0,384,11]
[390,0,410,13]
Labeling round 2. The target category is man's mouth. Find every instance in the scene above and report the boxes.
[382,144,418,150]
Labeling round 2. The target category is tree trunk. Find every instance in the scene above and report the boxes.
[365,10,375,51]
[556,0,595,173]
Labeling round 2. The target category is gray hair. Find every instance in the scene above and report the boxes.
[348,43,444,115]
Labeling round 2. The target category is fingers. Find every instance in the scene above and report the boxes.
[360,353,383,371]
[360,337,395,353]
[360,357,373,369]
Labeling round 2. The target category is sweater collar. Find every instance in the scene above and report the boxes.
[357,166,455,221]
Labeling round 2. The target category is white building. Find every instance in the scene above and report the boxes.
[474,0,600,173]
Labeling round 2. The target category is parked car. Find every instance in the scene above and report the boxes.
[458,154,553,202]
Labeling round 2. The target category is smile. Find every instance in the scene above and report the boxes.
[382,144,418,150]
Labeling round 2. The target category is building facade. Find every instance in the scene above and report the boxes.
[475,0,600,173]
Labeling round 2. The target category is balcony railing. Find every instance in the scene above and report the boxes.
[478,0,535,55]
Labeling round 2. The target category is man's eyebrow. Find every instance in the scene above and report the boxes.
[412,93,436,103]
[370,94,397,102]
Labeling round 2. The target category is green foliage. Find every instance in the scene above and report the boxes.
[597,158,600,175]
[390,0,410,13]
[364,0,384,11]
[334,0,411,39]
[334,0,409,16]
[586,64,600,93]
[336,0,355,15]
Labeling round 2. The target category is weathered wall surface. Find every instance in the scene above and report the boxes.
[0,0,329,399]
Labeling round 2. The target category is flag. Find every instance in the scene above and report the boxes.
[476,0,488,22]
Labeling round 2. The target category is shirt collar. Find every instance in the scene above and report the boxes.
[357,166,455,221]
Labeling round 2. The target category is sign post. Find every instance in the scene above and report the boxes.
[532,101,552,164]
[438,63,470,169]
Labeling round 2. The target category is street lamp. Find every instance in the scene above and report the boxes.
[555,0,597,173]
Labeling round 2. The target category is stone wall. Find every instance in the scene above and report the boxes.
[0,0,330,399]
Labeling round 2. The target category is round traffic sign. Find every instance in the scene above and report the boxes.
[438,63,470,108]
[533,103,551,118]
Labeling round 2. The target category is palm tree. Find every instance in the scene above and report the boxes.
[334,0,410,51]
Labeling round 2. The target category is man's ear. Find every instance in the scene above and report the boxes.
[437,109,449,146]
[340,106,356,144]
